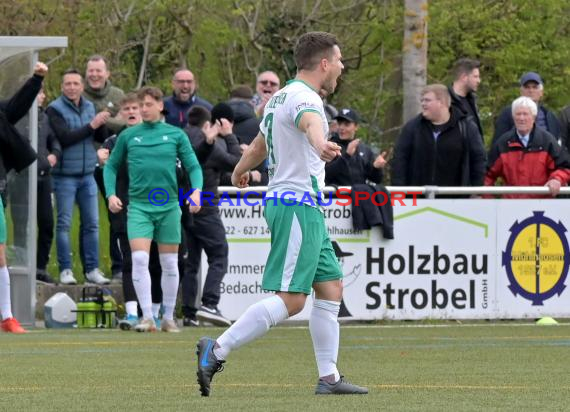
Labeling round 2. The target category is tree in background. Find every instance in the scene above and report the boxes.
[1,0,570,152]
[402,0,427,123]
[428,0,570,146]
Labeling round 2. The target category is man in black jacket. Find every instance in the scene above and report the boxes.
[392,84,486,189]
[226,85,267,186]
[325,108,392,238]
[559,104,570,151]
[0,61,48,333]
[10,87,60,284]
[182,103,241,327]
[227,85,259,146]
[448,58,483,141]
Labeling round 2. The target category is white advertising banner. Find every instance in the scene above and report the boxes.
[495,202,569,318]
[205,199,570,320]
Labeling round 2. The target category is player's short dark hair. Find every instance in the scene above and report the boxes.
[188,106,211,128]
[294,32,339,71]
[62,69,83,84]
[137,86,163,102]
[63,68,82,77]
[119,92,140,107]
[452,58,480,80]
[230,85,254,100]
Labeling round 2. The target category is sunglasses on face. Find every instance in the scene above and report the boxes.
[259,80,278,87]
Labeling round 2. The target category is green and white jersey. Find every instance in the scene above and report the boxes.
[259,79,328,206]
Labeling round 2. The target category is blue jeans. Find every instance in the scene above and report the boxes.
[53,174,99,273]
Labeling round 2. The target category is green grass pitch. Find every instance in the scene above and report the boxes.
[1,322,569,411]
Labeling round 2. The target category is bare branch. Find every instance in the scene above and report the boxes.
[124,0,136,21]
[293,0,323,38]
[112,0,123,21]
[225,47,235,86]
[241,43,256,73]
[136,17,154,89]
[234,0,263,52]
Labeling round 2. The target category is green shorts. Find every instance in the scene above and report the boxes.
[262,202,343,294]
[0,196,5,244]
[127,203,182,244]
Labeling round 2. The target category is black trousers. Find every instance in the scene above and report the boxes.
[9,173,28,250]
[181,210,228,317]
[37,177,54,270]
[117,229,136,302]
[9,174,54,270]
[94,167,123,274]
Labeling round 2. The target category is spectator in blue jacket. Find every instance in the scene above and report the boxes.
[46,69,110,285]
[163,68,212,128]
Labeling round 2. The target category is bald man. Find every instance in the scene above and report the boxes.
[252,70,280,117]
[163,68,213,128]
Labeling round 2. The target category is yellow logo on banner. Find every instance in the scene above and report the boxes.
[503,212,569,305]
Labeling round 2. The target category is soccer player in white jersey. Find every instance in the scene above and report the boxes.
[196,31,368,396]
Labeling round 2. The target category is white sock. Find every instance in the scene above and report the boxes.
[0,266,12,320]
[159,253,179,321]
[125,301,138,317]
[152,303,161,319]
[131,251,153,320]
[310,299,341,381]
[215,295,288,360]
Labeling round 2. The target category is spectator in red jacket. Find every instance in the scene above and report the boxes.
[485,96,570,198]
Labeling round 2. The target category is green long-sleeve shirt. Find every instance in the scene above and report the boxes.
[103,121,203,211]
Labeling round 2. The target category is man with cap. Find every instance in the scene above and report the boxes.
[492,72,560,145]
[182,102,241,327]
[486,96,570,198]
[325,108,387,186]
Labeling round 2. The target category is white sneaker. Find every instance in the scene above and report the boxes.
[85,268,110,285]
[161,319,180,333]
[134,318,157,332]
[59,269,77,285]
